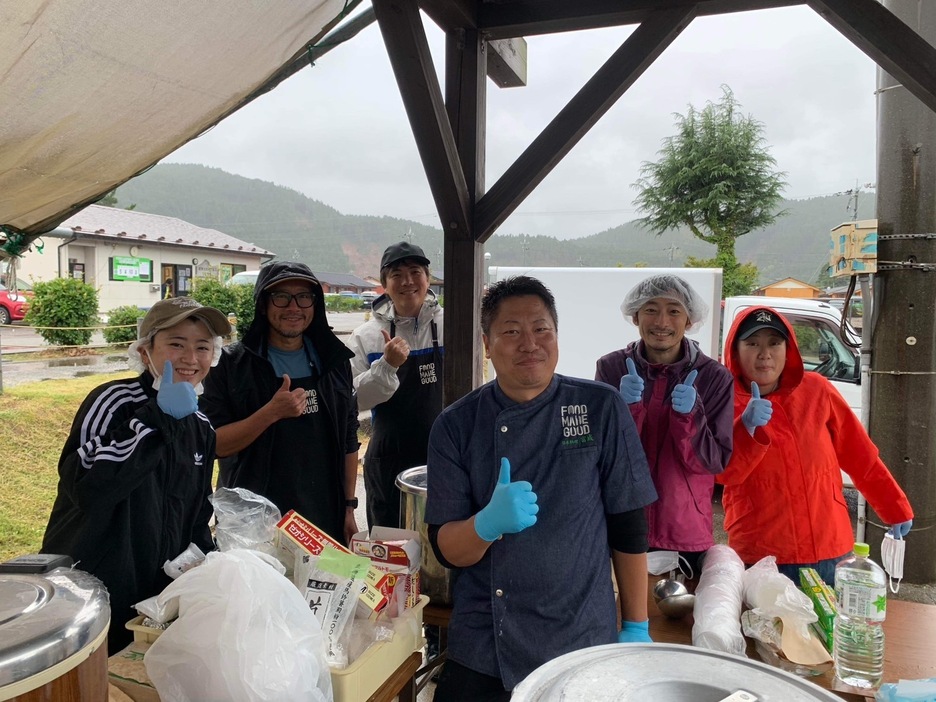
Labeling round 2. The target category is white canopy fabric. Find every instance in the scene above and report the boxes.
[0,0,349,239]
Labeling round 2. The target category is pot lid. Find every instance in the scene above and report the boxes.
[395,465,427,494]
[512,643,842,701]
[0,568,110,687]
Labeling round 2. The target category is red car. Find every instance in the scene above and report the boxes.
[0,284,28,324]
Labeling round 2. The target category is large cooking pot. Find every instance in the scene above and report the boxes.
[396,465,453,605]
[0,566,110,701]
[512,643,843,701]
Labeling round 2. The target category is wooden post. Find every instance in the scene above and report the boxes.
[870,0,936,583]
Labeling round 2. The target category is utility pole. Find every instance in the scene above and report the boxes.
[664,244,680,262]
[870,0,936,583]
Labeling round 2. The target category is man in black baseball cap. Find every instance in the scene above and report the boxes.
[347,242,444,529]
[201,260,362,544]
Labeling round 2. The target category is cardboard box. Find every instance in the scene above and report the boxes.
[108,641,159,702]
[276,509,389,617]
[351,527,421,616]
[800,567,837,651]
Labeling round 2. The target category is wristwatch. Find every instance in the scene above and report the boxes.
[345,497,359,509]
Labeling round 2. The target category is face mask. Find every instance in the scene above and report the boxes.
[880,532,905,594]
[647,551,694,580]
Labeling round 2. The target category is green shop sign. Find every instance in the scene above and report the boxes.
[110,256,153,282]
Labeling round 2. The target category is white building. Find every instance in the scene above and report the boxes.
[15,205,274,313]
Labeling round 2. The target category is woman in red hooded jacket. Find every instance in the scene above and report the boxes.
[718,305,913,585]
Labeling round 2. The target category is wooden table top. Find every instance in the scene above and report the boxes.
[647,577,936,700]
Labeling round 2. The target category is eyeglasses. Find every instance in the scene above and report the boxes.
[268,292,316,308]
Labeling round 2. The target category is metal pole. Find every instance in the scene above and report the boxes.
[871,0,936,583]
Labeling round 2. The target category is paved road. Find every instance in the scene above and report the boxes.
[0,312,370,389]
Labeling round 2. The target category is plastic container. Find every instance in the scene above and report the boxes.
[833,542,886,689]
[125,616,166,644]
[331,595,427,702]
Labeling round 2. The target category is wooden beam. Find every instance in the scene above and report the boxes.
[418,0,477,32]
[809,0,936,115]
[487,38,528,88]
[443,28,487,403]
[474,5,697,243]
[477,0,804,39]
[373,0,471,237]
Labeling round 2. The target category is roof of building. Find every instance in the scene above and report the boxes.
[315,271,376,289]
[56,204,274,256]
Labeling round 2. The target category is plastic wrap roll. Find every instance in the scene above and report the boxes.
[691,544,747,656]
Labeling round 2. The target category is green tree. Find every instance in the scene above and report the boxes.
[685,255,759,296]
[192,277,254,336]
[25,278,99,348]
[103,305,143,344]
[633,86,786,294]
[96,189,136,210]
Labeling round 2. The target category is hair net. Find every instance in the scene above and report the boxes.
[621,274,709,327]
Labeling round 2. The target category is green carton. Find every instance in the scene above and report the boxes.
[799,567,837,651]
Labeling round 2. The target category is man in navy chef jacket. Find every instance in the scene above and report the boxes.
[425,275,658,700]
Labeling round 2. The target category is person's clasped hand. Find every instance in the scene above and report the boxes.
[617,619,652,644]
[157,360,198,419]
[741,382,772,435]
[474,457,539,542]
[671,369,699,414]
[888,520,913,539]
[619,357,645,405]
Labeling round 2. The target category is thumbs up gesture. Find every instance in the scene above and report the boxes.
[156,360,198,419]
[381,329,410,368]
[473,458,539,542]
[619,357,645,405]
[741,382,773,434]
[671,369,699,414]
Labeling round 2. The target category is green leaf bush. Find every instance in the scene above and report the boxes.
[103,305,144,344]
[24,278,99,347]
[193,277,254,336]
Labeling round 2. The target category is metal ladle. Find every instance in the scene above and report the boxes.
[653,576,696,619]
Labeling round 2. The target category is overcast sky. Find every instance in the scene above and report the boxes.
[165,4,878,240]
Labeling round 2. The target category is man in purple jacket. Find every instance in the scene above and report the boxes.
[595,274,733,577]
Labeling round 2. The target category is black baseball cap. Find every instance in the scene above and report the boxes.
[254,261,322,302]
[737,309,789,340]
[380,241,430,270]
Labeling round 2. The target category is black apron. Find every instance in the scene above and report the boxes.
[267,363,344,541]
[365,319,443,528]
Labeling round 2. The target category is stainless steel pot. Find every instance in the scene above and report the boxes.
[0,567,110,701]
[396,465,453,605]
[512,643,843,701]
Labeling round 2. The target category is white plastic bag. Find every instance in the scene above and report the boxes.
[691,544,747,656]
[209,487,281,555]
[144,549,332,702]
[742,556,817,640]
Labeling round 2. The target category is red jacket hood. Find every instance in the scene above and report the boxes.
[724,305,804,396]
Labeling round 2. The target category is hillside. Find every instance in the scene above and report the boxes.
[115,163,875,285]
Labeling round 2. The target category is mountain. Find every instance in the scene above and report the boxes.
[115,163,875,285]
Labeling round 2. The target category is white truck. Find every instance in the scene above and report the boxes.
[487,267,862,415]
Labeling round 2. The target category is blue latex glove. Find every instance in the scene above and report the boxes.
[671,369,699,414]
[741,382,772,434]
[157,360,198,419]
[619,357,645,405]
[887,520,913,540]
[617,619,652,644]
[474,458,539,542]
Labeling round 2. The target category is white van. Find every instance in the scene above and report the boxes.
[228,270,260,286]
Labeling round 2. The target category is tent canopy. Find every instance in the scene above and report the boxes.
[0,0,352,244]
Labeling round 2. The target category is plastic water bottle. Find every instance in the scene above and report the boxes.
[833,542,886,689]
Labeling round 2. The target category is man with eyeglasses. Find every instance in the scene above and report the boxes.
[201,261,361,543]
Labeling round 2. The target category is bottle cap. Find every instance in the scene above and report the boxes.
[854,542,870,557]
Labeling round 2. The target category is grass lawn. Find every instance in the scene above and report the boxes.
[0,372,135,561]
